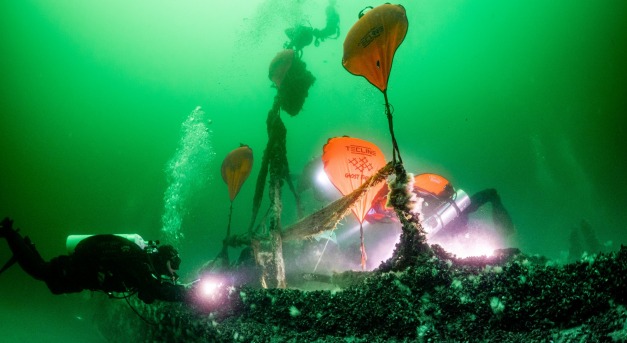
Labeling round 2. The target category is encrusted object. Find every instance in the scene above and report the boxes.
[98,246,627,342]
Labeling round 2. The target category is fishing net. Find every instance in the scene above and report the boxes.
[282,162,394,241]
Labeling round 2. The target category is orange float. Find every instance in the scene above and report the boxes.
[322,136,386,269]
[221,145,254,202]
[342,4,408,92]
[342,4,408,164]
[268,49,295,89]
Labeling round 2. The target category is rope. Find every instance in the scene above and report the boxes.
[383,90,403,165]
[247,98,280,235]
[312,235,332,273]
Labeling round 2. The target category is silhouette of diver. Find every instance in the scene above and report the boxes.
[0,217,187,304]
[428,188,516,238]
[284,0,340,53]
[367,173,515,238]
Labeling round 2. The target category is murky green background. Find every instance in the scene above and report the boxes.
[1,0,625,341]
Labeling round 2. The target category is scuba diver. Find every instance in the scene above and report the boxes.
[367,173,515,238]
[313,0,340,45]
[0,217,188,304]
[284,0,340,54]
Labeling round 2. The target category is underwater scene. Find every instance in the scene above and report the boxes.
[1,0,626,341]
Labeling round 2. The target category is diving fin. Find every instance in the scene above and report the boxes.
[0,255,17,275]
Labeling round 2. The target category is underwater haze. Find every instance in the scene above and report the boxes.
[1,0,626,341]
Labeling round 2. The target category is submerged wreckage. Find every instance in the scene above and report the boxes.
[98,245,627,342]
[4,4,624,342]
[99,5,626,342]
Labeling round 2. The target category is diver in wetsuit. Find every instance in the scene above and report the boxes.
[313,0,340,46]
[284,0,340,53]
[366,173,515,237]
[0,217,187,304]
[422,187,516,238]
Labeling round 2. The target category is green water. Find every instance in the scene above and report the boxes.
[1,0,626,341]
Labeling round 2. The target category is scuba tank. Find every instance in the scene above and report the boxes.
[422,189,471,237]
[66,234,147,254]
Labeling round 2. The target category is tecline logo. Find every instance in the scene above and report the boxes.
[345,145,377,156]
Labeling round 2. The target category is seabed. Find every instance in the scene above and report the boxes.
[97,245,627,342]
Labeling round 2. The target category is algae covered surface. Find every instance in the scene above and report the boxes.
[100,247,627,342]
[1,0,627,342]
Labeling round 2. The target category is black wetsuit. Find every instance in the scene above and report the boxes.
[1,226,186,304]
